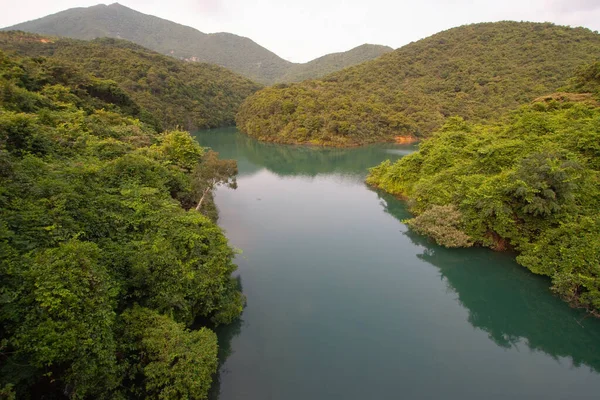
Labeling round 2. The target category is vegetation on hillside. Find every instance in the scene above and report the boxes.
[0,31,261,131]
[2,3,293,84]
[0,49,243,398]
[366,62,600,314]
[276,44,392,83]
[2,3,391,84]
[236,22,600,146]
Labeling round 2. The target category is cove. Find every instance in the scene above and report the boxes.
[194,128,600,400]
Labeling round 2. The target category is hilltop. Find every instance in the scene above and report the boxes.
[0,31,261,130]
[236,22,600,146]
[3,3,392,84]
[277,44,393,83]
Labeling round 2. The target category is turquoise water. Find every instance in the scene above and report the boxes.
[194,128,600,400]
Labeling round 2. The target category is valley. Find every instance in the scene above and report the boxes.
[1,4,599,399]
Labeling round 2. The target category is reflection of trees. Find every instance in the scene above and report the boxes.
[207,316,243,400]
[193,128,263,177]
[207,275,244,400]
[194,127,417,179]
[189,274,244,400]
[374,189,600,373]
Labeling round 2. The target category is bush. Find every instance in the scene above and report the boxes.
[405,205,473,248]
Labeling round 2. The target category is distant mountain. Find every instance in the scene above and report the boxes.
[0,31,260,130]
[278,44,393,83]
[236,22,600,146]
[2,3,392,84]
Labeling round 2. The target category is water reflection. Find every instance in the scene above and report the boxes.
[373,188,600,373]
[207,275,244,400]
[208,317,244,400]
[194,127,417,179]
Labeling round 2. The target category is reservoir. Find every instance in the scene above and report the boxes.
[194,128,600,400]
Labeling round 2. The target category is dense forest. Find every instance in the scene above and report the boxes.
[0,31,261,131]
[2,3,392,84]
[367,62,600,314]
[0,47,244,398]
[236,22,600,146]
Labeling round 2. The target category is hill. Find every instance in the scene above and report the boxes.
[0,31,260,130]
[3,3,292,84]
[278,44,393,83]
[366,62,600,314]
[236,22,600,146]
[2,3,392,84]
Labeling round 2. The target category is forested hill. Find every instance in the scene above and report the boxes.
[0,31,261,130]
[2,3,392,84]
[0,49,244,398]
[277,44,393,83]
[236,22,600,146]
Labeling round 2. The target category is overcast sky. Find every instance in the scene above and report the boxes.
[0,0,599,63]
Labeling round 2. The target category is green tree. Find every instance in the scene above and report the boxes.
[193,150,238,212]
[12,241,119,399]
[121,307,218,400]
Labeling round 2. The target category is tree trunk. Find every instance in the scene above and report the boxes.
[195,188,211,211]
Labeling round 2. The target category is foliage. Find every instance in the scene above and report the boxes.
[0,31,261,130]
[121,307,218,400]
[237,22,600,146]
[404,205,473,248]
[193,150,238,212]
[567,61,600,98]
[1,3,391,84]
[0,50,243,398]
[366,73,600,313]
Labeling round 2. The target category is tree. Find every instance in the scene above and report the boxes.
[193,151,238,212]
[12,241,119,398]
[405,205,473,248]
[120,307,218,400]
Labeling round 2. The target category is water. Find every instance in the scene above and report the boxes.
[194,127,600,400]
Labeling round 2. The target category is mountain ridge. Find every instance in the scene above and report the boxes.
[2,3,393,84]
[277,43,394,83]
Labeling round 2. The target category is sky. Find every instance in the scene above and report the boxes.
[0,0,599,63]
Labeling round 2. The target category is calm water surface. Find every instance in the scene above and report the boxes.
[194,128,600,400]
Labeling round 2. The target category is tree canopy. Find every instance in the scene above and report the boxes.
[0,31,261,131]
[0,48,243,398]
